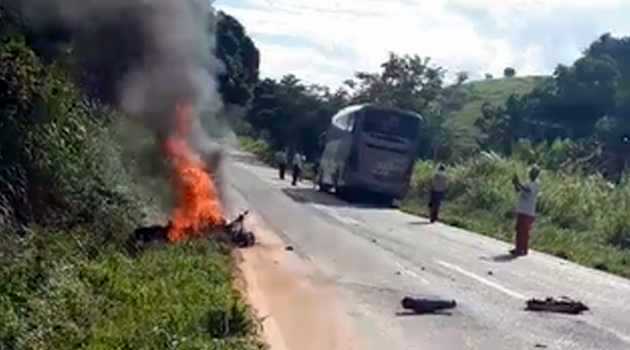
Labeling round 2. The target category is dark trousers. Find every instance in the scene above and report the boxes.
[292,165,301,186]
[429,191,445,223]
[279,164,286,180]
[515,214,535,255]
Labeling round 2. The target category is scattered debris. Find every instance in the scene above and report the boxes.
[401,297,457,314]
[487,271,494,276]
[372,239,377,243]
[534,344,548,349]
[285,246,294,251]
[526,297,589,315]
[421,267,426,271]
[395,271,402,276]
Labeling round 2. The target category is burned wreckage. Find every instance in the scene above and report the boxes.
[128,210,255,253]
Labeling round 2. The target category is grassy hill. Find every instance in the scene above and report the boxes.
[450,76,549,129]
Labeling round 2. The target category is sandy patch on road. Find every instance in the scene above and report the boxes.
[236,213,361,350]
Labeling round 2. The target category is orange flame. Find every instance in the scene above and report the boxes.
[162,102,225,242]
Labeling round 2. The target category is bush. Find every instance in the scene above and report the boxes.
[239,137,275,165]
[0,37,146,237]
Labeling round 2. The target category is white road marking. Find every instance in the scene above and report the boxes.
[436,260,527,300]
[311,204,363,226]
[395,262,430,285]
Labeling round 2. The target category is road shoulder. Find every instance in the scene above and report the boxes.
[235,210,361,350]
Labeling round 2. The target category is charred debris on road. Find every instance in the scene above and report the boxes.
[526,297,590,315]
[401,297,457,315]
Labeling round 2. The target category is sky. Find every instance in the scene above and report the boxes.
[213,0,630,88]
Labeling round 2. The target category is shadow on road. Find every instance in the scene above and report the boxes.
[281,187,393,209]
[479,253,519,263]
[395,311,453,317]
[407,221,432,226]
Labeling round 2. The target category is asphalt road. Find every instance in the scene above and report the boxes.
[224,152,630,350]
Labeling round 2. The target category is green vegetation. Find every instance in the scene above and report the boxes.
[449,76,546,128]
[403,153,630,277]
[0,234,264,350]
[239,137,275,165]
[1,3,264,349]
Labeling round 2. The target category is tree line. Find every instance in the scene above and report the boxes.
[475,34,630,179]
[238,31,630,180]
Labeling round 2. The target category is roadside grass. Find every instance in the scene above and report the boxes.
[0,230,265,350]
[402,155,630,278]
[239,137,275,165]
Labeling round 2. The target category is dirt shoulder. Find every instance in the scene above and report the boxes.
[236,213,361,350]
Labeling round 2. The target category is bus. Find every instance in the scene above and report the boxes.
[316,104,423,204]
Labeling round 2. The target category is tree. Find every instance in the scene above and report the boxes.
[544,56,621,138]
[504,67,516,78]
[346,52,445,113]
[215,11,260,107]
[475,95,530,154]
[247,75,348,160]
[456,71,469,85]
[485,73,494,80]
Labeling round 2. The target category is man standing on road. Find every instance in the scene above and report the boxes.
[276,149,288,180]
[429,164,448,223]
[292,151,304,186]
[511,166,541,256]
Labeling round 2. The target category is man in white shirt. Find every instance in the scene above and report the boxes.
[511,166,541,256]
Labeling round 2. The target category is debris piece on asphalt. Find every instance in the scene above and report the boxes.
[395,271,402,276]
[487,271,494,276]
[401,297,457,314]
[285,246,294,251]
[534,344,548,349]
[372,239,377,243]
[526,297,589,315]
[421,267,426,271]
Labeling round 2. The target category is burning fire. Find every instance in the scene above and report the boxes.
[162,102,225,242]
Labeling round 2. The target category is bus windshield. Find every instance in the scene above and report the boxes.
[362,110,420,141]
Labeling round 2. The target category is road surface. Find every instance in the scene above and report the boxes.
[224,152,630,350]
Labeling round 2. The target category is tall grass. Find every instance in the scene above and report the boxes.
[403,153,630,277]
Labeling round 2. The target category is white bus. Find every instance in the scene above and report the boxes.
[316,104,423,204]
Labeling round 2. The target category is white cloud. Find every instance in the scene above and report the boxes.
[215,0,630,87]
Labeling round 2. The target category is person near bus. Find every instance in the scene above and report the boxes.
[275,149,288,180]
[511,166,541,256]
[292,152,304,186]
[428,164,448,223]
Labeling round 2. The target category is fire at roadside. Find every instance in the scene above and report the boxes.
[128,210,256,255]
[128,100,255,254]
